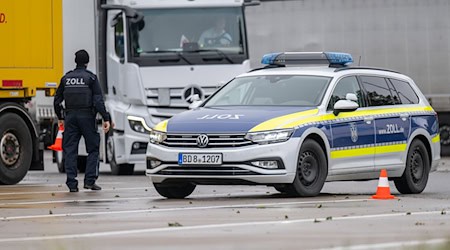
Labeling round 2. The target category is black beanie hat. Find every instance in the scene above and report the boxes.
[75,49,89,65]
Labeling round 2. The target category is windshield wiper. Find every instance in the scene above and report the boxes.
[191,49,234,64]
[142,50,192,65]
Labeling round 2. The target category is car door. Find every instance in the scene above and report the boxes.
[328,76,375,173]
[359,76,410,171]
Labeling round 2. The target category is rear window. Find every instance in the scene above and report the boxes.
[360,76,400,106]
[389,79,419,104]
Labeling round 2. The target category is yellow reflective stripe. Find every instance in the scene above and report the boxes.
[249,109,318,132]
[375,144,407,154]
[331,147,374,159]
[250,106,434,131]
[432,134,440,143]
[153,120,168,132]
[331,143,407,159]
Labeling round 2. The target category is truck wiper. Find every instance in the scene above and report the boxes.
[143,50,192,65]
[191,49,234,64]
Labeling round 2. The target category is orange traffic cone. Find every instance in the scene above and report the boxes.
[372,169,396,199]
[48,124,64,151]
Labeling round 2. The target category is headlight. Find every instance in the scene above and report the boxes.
[149,130,167,144]
[245,129,294,144]
[128,116,152,134]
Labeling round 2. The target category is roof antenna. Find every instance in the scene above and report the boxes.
[358,55,362,66]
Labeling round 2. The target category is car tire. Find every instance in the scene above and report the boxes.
[394,139,430,194]
[286,139,327,197]
[0,113,33,185]
[153,182,196,199]
[107,133,134,175]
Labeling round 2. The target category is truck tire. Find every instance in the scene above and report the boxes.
[77,156,87,173]
[286,139,327,197]
[394,139,430,194]
[55,151,65,173]
[107,133,134,175]
[439,113,450,156]
[0,113,33,185]
[153,182,196,199]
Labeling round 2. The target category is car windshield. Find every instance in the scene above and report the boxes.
[204,75,332,107]
[130,7,245,57]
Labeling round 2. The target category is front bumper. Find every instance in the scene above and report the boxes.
[146,138,301,185]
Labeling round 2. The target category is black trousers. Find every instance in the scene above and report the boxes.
[63,110,100,189]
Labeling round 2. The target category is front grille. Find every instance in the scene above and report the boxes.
[157,166,259,176]
[161,133,253,148]
[145,86,219,124]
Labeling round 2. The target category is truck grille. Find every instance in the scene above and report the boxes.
[161,134,253,148]
[145,86,219,124]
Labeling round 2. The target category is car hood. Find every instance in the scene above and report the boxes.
[164,106,317,133]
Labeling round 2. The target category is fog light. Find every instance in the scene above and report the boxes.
[251,161,278,169]
[132,142,141,150]
[150,160,161,168]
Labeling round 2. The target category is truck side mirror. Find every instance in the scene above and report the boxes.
[188,94,202,109]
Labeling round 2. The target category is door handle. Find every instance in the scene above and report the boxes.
[364,116,374,124]
[400,113,409,121]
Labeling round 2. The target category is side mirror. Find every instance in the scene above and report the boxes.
[346,93,358,102]
[333,100,359,116]
[188,94,202,109]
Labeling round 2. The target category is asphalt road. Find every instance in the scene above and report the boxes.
[0,152,449,250]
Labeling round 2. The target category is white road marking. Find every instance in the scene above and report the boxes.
[1,198,370,221]
[0,187,151,196]
[318,238,449,250]
[0,210,447,243]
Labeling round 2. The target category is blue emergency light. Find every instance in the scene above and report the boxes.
[261,52,353,67]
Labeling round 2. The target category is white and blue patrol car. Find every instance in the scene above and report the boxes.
[146,52,440,199]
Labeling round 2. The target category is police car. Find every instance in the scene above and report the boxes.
[146,52,440,199]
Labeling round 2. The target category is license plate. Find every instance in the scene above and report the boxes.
[178,153,222,165]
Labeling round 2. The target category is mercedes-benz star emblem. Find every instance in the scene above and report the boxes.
[183,86,203,104]
[196,134,209,148]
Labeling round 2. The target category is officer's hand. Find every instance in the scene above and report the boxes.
[58,120,64,128]
[103,121,111,133]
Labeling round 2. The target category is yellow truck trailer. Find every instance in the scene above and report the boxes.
[0,0,62,184]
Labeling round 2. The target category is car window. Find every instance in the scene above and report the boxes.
[360,76,399,106]
[389,78,419,104]
[204,75,331,107]
[327,76,364,110]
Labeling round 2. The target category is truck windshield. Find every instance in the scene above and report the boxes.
[204,75,332,107]
[129,7,247,66]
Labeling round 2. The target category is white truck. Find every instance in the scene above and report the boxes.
[246,0,450,155]
[46,0,255,174]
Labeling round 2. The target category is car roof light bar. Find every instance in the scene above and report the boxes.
[261,52,353,67]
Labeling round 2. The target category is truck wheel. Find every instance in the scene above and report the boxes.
[107,134,134,175]
[394,139,430,194]
[286,139,327,197]
[153,182,196,199]
[439,119,450,156]
[77,156,87,173]
[0,113,33,185]
[55,151,65,173]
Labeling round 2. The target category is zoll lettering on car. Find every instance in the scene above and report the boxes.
[0,13,6,24]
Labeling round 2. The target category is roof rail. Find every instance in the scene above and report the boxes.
[334,66,400,74]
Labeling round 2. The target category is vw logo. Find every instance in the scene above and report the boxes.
[183,85,203,104]
[196,134,209,148]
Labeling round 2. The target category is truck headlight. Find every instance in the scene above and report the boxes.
[128,116,152,134]
[245,129,294,144]
[150,130,167,144]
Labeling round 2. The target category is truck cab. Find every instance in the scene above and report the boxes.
[100,0,253,174]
